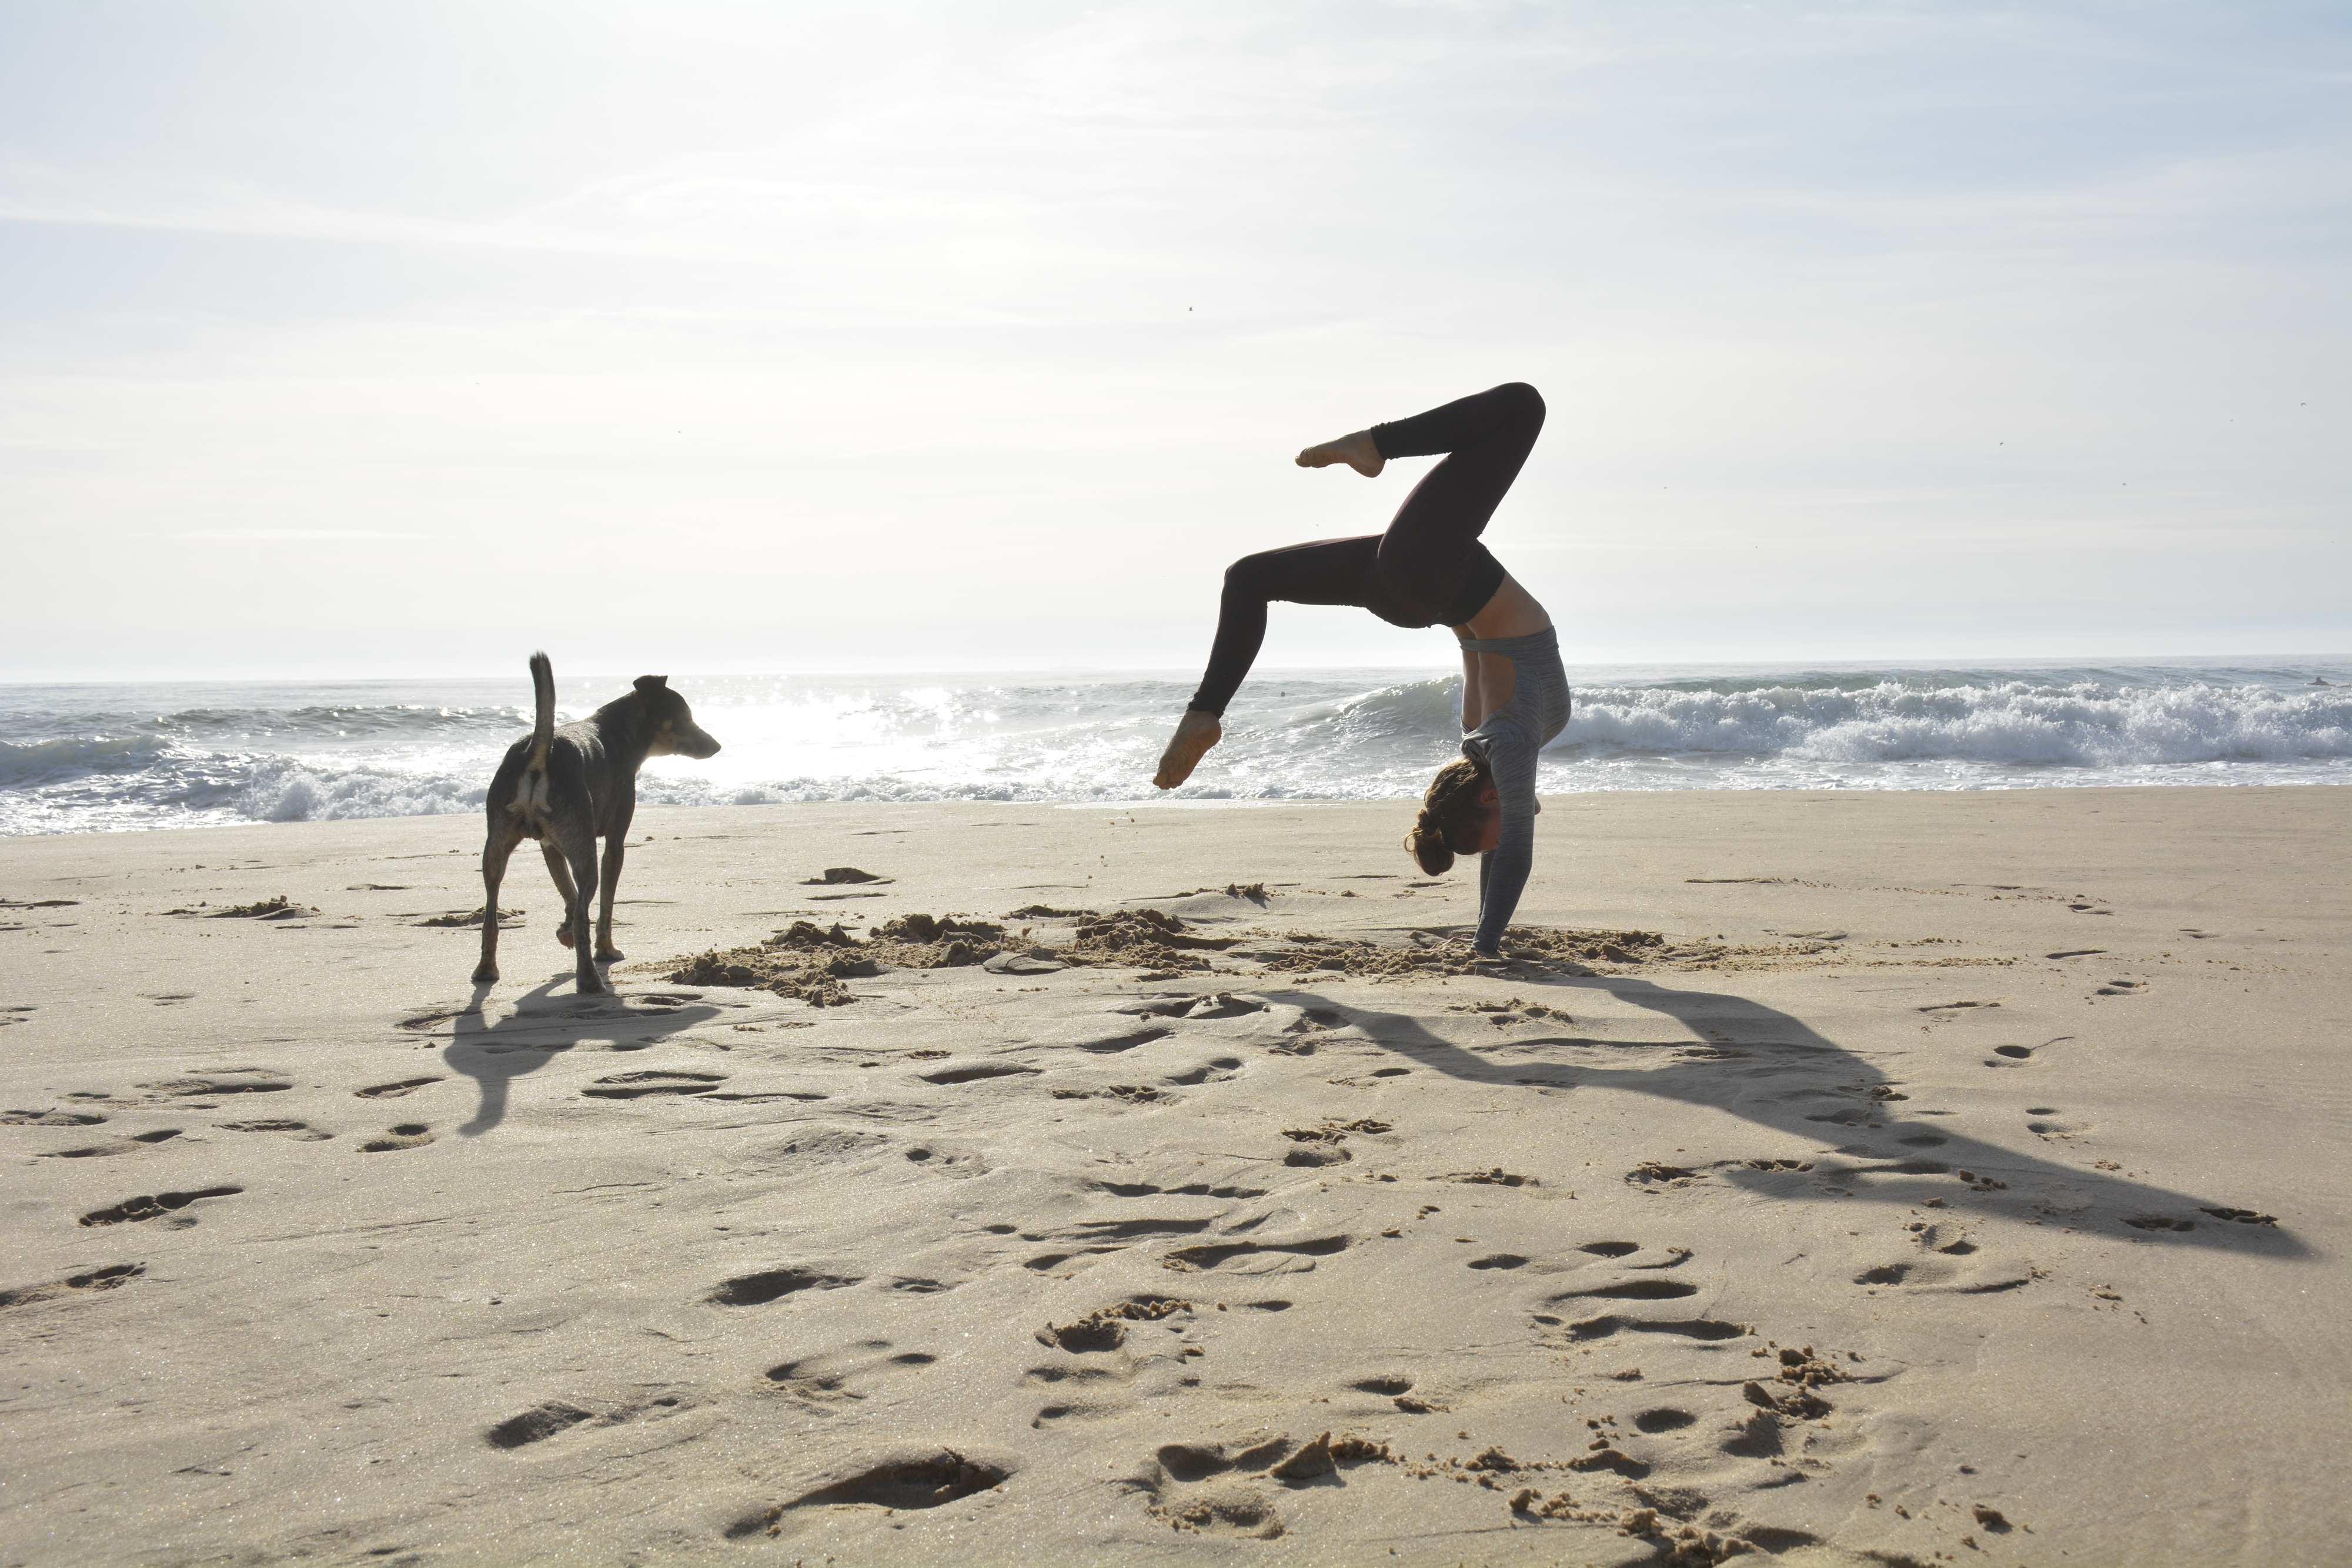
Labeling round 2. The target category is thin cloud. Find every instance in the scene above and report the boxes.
[162,530,433,541]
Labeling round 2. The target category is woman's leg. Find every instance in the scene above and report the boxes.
[1369,383,1545,624]
[1155,534,1381,788]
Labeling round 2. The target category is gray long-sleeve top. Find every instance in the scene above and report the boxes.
[1457,628,1571,954]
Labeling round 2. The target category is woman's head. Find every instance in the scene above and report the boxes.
[1402,755,1498,875]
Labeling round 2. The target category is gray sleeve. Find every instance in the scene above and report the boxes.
[1465,719,1539,954]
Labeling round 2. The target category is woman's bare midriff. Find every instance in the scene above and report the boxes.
[1454,574,1551,730]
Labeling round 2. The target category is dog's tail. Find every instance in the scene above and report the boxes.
[527,651,556,773]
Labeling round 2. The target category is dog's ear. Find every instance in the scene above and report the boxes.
[633,676,670,693]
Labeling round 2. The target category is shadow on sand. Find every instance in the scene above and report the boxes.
[403,976,723,1135]
[1264,972,2307,1259]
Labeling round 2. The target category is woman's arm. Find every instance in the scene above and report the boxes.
[1468,725,1541,954]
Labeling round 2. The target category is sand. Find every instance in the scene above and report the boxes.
[1,787,2345,1567]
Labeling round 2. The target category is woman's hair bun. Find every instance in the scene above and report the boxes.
[1401,754,1491,876]
[1404,810,1456,877]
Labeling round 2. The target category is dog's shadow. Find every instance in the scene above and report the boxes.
[432,976,722,1135]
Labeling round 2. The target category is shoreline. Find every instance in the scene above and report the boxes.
[4,774,2346,843]
[2,787,2344,1563]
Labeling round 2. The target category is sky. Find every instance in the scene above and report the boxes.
[1,0,2346,681]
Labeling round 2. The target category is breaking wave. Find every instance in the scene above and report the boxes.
[3,660,2344,834]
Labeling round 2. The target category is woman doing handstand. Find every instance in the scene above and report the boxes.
[1152,382,1569,958]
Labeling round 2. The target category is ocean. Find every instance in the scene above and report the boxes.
[2,659,2346,837]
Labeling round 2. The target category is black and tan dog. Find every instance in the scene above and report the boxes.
[473,652,721,995]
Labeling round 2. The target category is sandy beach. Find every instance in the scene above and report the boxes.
[1,786,2344,1566]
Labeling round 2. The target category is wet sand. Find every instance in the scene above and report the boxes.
[1,787,2345,1566]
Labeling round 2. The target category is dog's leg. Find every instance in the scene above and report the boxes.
[565,835,603,994]
[472,823,522,982]
[594,837,626,962]
[542,842,582,949]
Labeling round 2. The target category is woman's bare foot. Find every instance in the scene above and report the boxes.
[1295,429,1384,478]
[1153,709,1222,790]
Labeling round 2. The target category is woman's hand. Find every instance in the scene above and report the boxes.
[1414,931,1507,965]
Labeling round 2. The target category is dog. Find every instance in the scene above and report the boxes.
[472,653,721,995]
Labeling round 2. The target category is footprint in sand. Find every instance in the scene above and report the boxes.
[2025,1108,2089,1139]
[1135,1430,1397,1539]
[1901,1220,1979,1256]
[724,1452,1014,1540]
[218,1118,333,1141]
[1023,1245,1133,1276]
[581,1070,727,1099]
[1161,1235,1351,1276]
[1437,1168,1541,1188]
[36,1129,183,1158]
[705,1266,863,1306]
[1,1109,107,1126]
[1024,1358,1144,1427]
[483,1393,689,1449]
[1087,1178,1268,1199]
[764,1339,939,1408]
[1145,1484,1285,1539]
[1349,1374,1415,1396]
[1164,1057,1245,1086]
[397,1008,481,1033]
[0,1262,145,1309]
[358,1123,435,1153]
[1036,1296,1194,1354]
[79,1186,242,1228]
[355,1076,443,1099]
[142,1071,292,1099]
[1342,1374,1448,1413]
[1552,1278,1702,1303]
[919,1062,1041,1085]
[1052,1084,1174,1105]
[1278,1118,1391,1168]
[1853,1252,2027,1293]
[1542,1312,1748,1345]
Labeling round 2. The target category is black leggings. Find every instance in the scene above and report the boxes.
[1187,382,1545,716]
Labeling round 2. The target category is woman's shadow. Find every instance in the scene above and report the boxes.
[1263,971,2306,1258]
[427,978,723,1136]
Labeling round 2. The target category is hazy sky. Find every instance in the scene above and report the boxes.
[3,0,2345,680]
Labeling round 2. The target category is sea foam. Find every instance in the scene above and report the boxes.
[2,661,2344,834]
